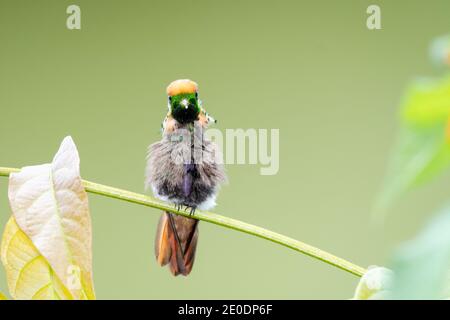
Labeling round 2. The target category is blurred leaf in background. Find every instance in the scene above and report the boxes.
[0,292,6,300]
[376,75,450,212]
[389,205,450,299]
[430,35,450,68]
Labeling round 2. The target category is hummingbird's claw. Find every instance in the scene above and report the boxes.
[173,203,195,215]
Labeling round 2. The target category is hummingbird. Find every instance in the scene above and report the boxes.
[145,79,226,276]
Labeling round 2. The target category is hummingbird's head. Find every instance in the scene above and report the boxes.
[166,79,200,124]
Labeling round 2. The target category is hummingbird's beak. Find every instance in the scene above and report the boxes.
[181,99,189,109]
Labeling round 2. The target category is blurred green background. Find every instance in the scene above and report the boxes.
[1,0,450,299]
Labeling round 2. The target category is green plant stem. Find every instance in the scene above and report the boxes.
[0,166,366,277]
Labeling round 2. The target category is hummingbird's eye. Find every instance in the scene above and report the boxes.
[189,98,197,109]
[195,92,198,99]
[168,96,172,102]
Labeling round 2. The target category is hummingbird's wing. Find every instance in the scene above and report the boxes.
[198,106,217,127]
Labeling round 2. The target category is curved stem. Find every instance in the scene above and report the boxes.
[0,166,366,277]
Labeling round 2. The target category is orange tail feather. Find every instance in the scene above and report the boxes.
[155,212,199,276]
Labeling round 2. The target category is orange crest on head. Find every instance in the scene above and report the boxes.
[166,79,198,97]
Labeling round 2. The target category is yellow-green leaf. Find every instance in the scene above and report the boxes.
[0,292,7,300]
[376,76,450,212]
[1,216,72,300]
[1,136,95,300]
[402,76,450,127]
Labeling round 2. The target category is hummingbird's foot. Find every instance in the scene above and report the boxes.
[182,205,197,216]
[174,203,183,211]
